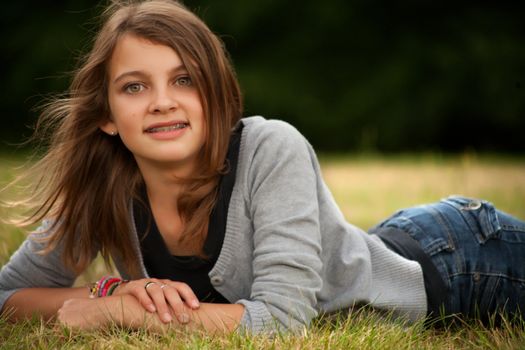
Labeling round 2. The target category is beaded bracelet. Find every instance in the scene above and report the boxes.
[88,276,126,298]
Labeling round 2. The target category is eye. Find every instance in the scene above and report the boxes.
[175,76,193,87]
[124,83,145,94]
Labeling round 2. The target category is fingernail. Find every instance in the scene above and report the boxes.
[148,304,156,313]
[191,300,200,309]
[163,313,172,322]
[178,313,190,324]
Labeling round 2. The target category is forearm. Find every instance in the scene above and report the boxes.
[183,302,244,333]
[113,296,243,333]
[2,287,88,321]
[56,294,244,333]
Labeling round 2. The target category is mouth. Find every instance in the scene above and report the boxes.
[144,122,189,133]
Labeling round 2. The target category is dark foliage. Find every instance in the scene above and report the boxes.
[2,0,524,152]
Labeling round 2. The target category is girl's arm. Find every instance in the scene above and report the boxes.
[2,282,202,326]
[232,120,324,332]
[0,221,81,320]
[57,295,244,333]
[2,287,88,321]
[1,224,200,326]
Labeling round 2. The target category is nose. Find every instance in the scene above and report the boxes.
[149,87,178,114]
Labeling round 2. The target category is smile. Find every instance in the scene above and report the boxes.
[145,123,189,133]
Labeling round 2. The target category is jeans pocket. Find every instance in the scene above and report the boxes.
[442,196,502,244]
[498,211,525,232]
[423,237,453,257]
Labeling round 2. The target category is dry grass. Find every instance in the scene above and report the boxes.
[1,152,525,349]
[320,153,525,229]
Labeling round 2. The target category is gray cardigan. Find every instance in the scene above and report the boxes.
[0,116,427,333]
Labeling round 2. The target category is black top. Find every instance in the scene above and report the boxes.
[134,123,243,303]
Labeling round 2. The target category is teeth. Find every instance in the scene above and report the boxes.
[146,123,188,133]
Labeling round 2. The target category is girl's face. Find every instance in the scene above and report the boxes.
[102,34,205,175]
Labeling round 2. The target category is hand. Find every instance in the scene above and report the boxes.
[57,298,110,330]
[113,278,200,324]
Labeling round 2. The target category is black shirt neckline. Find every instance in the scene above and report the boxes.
[132,122,243,302]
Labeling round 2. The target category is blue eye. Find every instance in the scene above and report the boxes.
[124,83,144,94]
[175,76,192,87]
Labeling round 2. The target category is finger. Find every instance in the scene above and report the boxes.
[166,281,200,309]
[161,285,190,324]
[145,282,173,323]
[130,281,157,313]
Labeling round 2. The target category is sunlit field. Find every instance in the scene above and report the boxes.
[320,153,525,229]
[1,152,524,349]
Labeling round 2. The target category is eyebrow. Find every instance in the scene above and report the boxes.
[112,64,188,84]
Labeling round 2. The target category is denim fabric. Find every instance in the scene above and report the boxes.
[373,196,525,321]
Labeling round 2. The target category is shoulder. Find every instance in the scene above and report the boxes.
[241,116,303,137]
[236,116,320,190]
[240,116,310,152]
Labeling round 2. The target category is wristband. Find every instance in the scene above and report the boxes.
[88,276,124,298]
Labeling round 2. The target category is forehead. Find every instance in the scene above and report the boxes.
[108,34,184,78]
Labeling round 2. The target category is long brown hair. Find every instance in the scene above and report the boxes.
[5,0,242,276]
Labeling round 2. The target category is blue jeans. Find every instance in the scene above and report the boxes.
[374,196,525,322]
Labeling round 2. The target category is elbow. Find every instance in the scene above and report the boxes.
[236,298,318,334]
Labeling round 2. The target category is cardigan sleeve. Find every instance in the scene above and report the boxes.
[0,220,78,311]
[236,120,323,333]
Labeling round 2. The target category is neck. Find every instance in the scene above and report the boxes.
[135,159,195,210]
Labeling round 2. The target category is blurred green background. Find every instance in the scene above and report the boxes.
[1,0,524,153]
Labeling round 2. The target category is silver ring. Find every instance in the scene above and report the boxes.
[144,281,156,290]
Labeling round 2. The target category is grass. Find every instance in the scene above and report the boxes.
[1,152,525,349]
[319,152,525,228]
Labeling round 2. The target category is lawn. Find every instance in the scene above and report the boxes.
[1,152,524,349]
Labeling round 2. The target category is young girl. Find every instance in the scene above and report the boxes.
[1,0,524,334]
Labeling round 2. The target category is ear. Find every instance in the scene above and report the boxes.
[100,120,118,136]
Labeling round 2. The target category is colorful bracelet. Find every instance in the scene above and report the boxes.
[101,277,121,296]
[88,276,126,298]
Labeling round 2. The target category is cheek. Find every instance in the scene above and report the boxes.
[116,114,141,139]
[116,125,142,155]
[108,91,140,119]
[109,100,140,130]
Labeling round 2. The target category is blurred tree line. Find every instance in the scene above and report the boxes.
[1,0,524,153]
